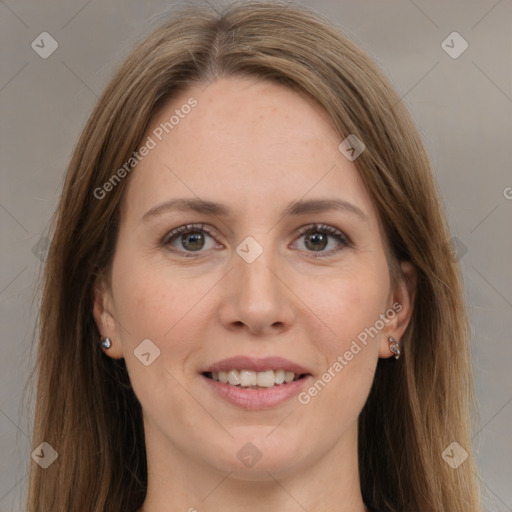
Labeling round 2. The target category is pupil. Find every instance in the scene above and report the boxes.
[306,232,327,251]
[180,231,328,252]
[183,232,204,251]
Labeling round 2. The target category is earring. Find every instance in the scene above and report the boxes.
[100,337,112,350]
[388,336,401,359]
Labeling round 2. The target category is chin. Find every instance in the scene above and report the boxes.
[203,432,309,479]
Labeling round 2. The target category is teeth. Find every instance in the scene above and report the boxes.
[240,370,257,386]
[228,370,241,386]
[257,370,275,388]
[274,369,285,385]
[284,371,295,383]
[209,369,302,387]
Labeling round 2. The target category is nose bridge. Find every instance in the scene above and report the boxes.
[219,233,294,333]
[235,235,281,303]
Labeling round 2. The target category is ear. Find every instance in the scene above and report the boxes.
[378,261,417,358]
[92,275,124,359]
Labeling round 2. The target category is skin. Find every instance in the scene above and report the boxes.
[93,77,416,512]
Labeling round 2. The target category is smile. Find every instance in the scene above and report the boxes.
[202,374,312,409]
[204,369,305,388]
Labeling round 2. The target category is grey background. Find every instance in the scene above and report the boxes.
[1,0,511,510]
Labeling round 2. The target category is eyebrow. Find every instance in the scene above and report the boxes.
[141,197,368,223]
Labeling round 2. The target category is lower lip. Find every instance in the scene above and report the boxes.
[201,374,312,410]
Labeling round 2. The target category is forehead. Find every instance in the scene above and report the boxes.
[120,77,377,225]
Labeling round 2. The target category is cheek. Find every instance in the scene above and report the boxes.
[110,248,216,372]
[306,262,390,352]
[298,337,375,437]
[113,271,178,342]
[111,238,199,337]
[297,261,389,412]
[109,257,208,417]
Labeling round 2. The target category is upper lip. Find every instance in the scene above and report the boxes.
[202,356,311,375]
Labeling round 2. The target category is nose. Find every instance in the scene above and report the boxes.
[218,244,295,336]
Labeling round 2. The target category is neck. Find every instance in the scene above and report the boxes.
[138,418,368,512]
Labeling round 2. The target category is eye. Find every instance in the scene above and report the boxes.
[292,223,352,257]
[161,223,220,254]
[161,222,352,258]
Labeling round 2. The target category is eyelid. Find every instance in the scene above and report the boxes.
[292,223,353,257]
[161,222,352,256]
[295,223,352,245]
[160,223,221,246]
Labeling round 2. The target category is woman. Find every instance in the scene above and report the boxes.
[27,1,481,511]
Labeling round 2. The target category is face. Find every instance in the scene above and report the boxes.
[94,77,414,481]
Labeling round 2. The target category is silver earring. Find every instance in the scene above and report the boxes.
[388,336,401,359]
[100,337,112,350]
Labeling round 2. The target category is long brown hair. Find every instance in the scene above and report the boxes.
[27,1,481,510]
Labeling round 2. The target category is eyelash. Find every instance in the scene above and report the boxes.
[161,223,352,258]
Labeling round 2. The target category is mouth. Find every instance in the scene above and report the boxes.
[200,356,313,409]
[202,369,309,389]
